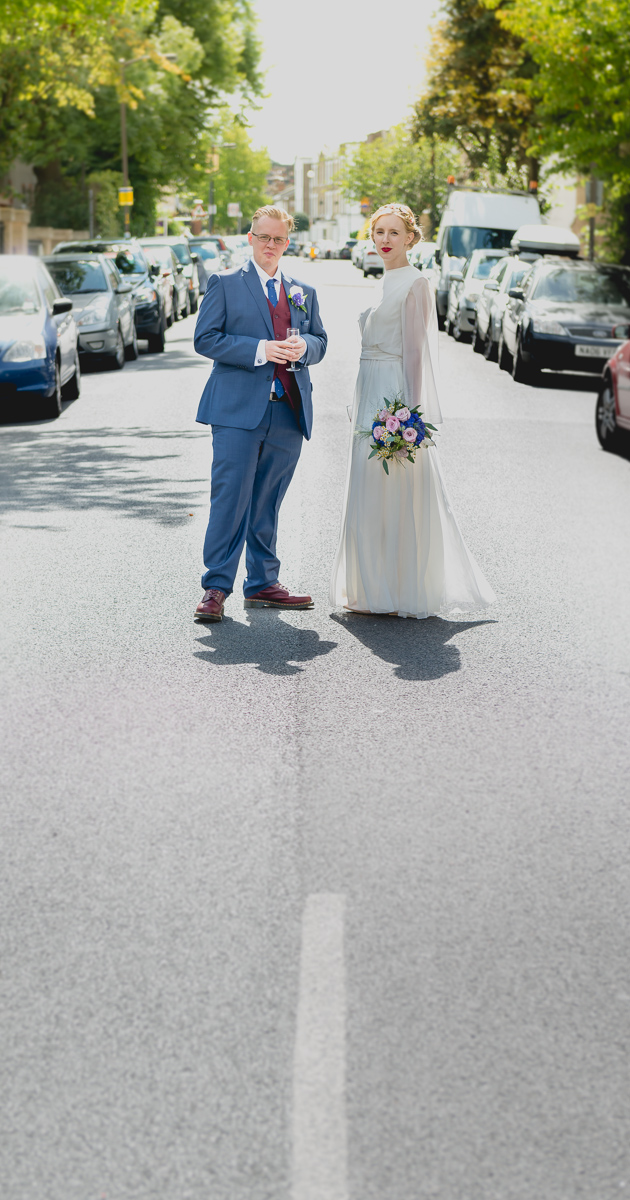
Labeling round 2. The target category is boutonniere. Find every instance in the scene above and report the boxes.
[288,285,308,313]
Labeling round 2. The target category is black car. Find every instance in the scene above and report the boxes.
[338,239,357,260]
[500,258,630,383]
[52,239,167,353]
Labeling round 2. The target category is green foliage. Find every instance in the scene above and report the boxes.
[88,171,123,237]
[0,0,264,236]
[202,116,271,233]
[342,124,459,235]
[414,0,538,178]
[487,0,630,259]
[293,211,310,232]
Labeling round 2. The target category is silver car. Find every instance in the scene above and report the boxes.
[473,255,531,359]
[45,253,136,369]
[445,249,508,342]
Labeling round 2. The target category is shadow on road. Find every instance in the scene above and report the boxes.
[194,613,337,676]
[0,426,206,526]
[330,611,495,681]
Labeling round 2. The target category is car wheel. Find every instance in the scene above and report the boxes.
[512,333,538,384]
[595,379,623,451]
[108,327,125,370]
[147,315,166,353]
[483,331,498,362]
[472,326,484,354]
[125,326,139,361]
[190,295,199,315]
[62,351,81,400]
[363,269,368,278]
[498,332,512,372]
[40,359,63,418]
[182,292,191,319]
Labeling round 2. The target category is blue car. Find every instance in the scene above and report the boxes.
[0,255,80,418]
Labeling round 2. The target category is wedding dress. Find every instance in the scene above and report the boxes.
[329,265,496,618]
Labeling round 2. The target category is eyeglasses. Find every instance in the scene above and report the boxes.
[251,233,288,247]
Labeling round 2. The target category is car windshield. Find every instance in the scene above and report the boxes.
[506,264,529,289]
[193,243,218,260]
[105,245,147,275]
[446,227,515,257]
[472,255,504,278]
[171,243,192,265]
[533,268,630,306]
[47,260,108,293]
[141,244,172,268]
[0,270,40,315]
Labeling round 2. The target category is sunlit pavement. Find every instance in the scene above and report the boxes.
[2,260,630,1199]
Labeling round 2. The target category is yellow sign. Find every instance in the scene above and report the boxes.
[118,186,134,207]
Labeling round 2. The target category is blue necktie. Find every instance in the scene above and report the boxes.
[265,278,284,397]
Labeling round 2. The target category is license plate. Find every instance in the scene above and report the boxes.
[575,343,612,358]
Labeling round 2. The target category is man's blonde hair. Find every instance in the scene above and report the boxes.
[251,205,294,233]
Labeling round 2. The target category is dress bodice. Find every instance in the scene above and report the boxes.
[360,265,419,358]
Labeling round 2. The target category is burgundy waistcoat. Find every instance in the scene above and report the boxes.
[266,284,301,418]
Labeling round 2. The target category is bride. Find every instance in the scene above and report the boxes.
[330,203,496,618]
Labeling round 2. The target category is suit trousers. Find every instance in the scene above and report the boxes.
[202,399,303,596]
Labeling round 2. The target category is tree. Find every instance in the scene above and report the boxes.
[486,0,630,260]
[199,116,271,233]
[342,125,459,235]
[293,212,310,231]
[413,0,538,183]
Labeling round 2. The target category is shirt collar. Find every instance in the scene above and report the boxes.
[252,257,283,288]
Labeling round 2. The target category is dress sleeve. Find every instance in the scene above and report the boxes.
[402,275,443,425]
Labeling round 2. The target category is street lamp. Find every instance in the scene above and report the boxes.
[119,52,177,236]
[208,142,236,234]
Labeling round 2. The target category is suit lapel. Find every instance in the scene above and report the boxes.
[243,259,274,338]
[281,271,308,326]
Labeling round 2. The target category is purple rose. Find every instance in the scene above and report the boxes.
[403,427,418,443]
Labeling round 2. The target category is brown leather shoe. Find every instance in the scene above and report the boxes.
[194,588,226,621]
[244,582,314,610]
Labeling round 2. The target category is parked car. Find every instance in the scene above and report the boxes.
[222,236,252,266]
[338,239,357,260]
[163,236,200,313]
[140,238,191,320]
[52,238,167,352]
[434,188,541,328]
[187,239,224,293]
[45,252,136,369]
[596,324,630,451]
[361,241,383,278]
[474,255,531,358]
[0,254,79,418]
[284,239,300,257]
[445,248,508,340]
[499,258,630,383]
[409,240,436,270]
[351,240,365,269]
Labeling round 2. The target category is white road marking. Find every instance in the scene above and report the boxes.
[292,893,348,1200]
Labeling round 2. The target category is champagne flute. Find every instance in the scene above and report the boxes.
[286,326,301,372]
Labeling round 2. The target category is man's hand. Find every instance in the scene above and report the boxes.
[265,336,307,364]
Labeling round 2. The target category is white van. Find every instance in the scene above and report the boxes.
[435,189,541,326]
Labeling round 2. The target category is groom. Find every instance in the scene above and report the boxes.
[193,206,327,622]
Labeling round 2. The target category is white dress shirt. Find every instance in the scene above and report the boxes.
[253,259,283,370]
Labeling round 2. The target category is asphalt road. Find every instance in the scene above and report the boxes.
[1,260,630,1200]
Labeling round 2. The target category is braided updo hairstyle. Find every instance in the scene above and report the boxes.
[370,203,423,247]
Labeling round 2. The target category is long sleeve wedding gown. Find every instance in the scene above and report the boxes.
[329,265,496,618]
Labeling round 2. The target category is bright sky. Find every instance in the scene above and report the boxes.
[248,0,443,163]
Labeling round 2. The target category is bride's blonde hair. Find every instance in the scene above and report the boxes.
[370,203,423,247]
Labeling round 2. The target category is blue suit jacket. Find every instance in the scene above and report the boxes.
[194,258,327,440]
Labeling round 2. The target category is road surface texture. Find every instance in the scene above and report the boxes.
[1,260,630,1200]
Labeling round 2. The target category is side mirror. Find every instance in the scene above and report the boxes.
[484,280,499,292]
[116,281,133,294]
[191,252,199,263]
[52,297,73,315]
[508,287,525,300]
[613,323,630,339]
[176,264,183,274]
[434,248,441,265]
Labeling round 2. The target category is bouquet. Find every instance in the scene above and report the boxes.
[360,394,437,474]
